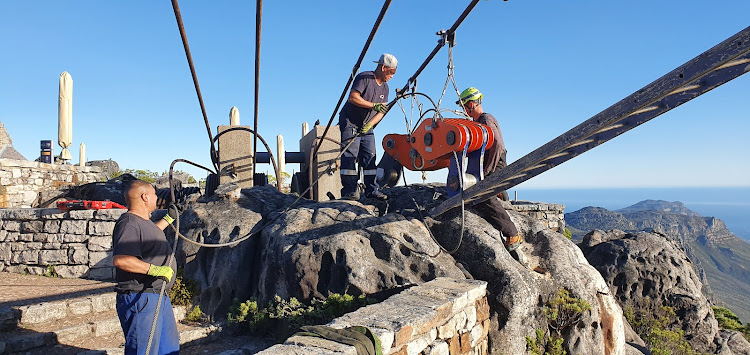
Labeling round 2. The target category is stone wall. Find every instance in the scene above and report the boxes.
[509,200,566,233]
[0,158,106,208]
[258,278,490,355]
[0,208,125,280]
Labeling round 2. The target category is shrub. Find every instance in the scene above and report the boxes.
[713,306,750,341]
[624,298,700,355]
[526,288,589,355]
[185,305,205,323]
[42,264,59,278]
[526,328,565,355]
[563,228,572,240]
[228,293,375,340]
[168,268,199,306]
[110,169,159,183]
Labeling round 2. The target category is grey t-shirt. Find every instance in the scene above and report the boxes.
[339,71,389,128]
[112,212,175,293]
[477,112,507,176]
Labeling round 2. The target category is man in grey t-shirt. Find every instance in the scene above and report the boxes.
[112,179,179,354]
[338,53,398,201]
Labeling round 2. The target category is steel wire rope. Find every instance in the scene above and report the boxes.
[170,0,219,173]
[211,126,281,191]
[252,0,263,177]
[311,0,393,171]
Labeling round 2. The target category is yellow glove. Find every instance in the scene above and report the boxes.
[147,264,174,281]
[360,123,373,134]
[372,103,387,113]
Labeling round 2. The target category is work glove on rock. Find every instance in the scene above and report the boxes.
[372,103,387,113]
[360,123,373,134]
[163,203,182,224]
[147,264,174,282]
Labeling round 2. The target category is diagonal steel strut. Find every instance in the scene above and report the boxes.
[430,26,750,217]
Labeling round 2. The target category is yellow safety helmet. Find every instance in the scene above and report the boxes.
[456,87,483,106]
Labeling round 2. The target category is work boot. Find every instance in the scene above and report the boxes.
[366,191,388,201]
[342,191,360,201]
[504,233,523,252]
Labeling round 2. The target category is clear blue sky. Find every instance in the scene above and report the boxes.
[1,1,748,188]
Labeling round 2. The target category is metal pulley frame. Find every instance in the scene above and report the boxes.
[431,26,750,217]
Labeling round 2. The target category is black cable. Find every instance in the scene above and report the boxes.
[170,0,219,173]
[311,0,393,169]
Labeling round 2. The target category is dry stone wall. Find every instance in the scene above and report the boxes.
[0,158,106,208]
[0,208,125,280]
[509,200,565,233]
[258,278,490,355]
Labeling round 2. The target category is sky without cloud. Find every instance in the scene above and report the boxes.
[1,0,748,188]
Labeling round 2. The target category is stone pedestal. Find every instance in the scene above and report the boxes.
[299,126,342,201]
[217,125,254,188]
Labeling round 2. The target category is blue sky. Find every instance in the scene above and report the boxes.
[1,1,748,189]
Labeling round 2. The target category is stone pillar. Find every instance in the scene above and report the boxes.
[277,135,285,176]
[299,126,342,201]
[217,125,254,188]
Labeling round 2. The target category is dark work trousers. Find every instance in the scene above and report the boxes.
[340,124,378,196]
[116,292,179,355]
[471,197,518,239]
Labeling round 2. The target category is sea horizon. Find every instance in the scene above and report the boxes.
[508,186,750,241]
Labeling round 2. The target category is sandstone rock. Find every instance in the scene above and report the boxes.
[175,184,626,354]
[429,197,625,355]
[580,230,720,353]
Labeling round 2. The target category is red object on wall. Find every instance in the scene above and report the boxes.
[56,200,127,210]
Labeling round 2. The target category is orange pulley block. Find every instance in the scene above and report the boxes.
[382,118,494,172]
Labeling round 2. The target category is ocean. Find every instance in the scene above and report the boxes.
[507,187,750,241]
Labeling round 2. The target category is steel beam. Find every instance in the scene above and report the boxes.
[430,26,750,217]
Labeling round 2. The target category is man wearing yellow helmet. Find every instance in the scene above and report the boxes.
[457,87,523,252]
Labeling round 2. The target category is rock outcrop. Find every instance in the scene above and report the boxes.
[174,184,627,354]
[567,202,750,323]
[580,230,750,353]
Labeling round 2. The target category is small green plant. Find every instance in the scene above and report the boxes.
[228,293,375,340]
[526,328,565,355]
[43,264,59,278]
[526,288,589,355]
[168,268,199,306]
[110,169,159,183]
[563,228,572,240]
[185,305,205,323]
[713,306,750,341]
[624,298,700,355]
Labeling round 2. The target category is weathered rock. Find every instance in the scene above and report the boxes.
[177,186,297,318]
[177,183,625,353]
[580,230,722,353]
[715,329,750,354]
[429,204,626,355]
[258,200,464,302]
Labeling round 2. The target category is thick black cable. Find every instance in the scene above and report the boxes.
[252,0,262,177]
[311,0,393,165]
[212,127,281,192]
[170,0,219,173]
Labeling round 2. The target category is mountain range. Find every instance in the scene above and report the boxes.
[566,199,750,322]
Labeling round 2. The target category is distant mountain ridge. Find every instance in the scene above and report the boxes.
[615,199,701,216]
[566,199,750,322]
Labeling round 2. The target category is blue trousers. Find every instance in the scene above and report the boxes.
[340,124,378,196]
[116,293,180,355]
